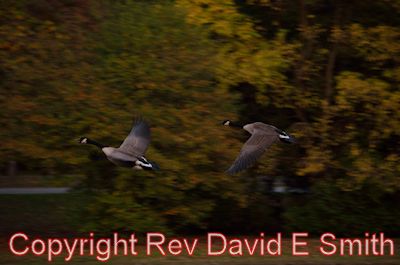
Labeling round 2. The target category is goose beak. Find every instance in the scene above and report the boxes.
[286,135,296,144]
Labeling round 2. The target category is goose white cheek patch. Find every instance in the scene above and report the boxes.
[135,160,151,168]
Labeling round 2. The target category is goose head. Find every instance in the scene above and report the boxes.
[79,137,88,144]
[222,120,231,126]
[222,120,244,128]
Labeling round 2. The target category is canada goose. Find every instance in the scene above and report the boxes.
[222,120,295,175]
[79,118,159,171]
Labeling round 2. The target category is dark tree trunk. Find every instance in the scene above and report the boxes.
[325,44,337,103]
[7,160,17,177]
[293,0,311,123]
[325,1,343,104]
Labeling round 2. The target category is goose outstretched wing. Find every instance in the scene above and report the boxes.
[226,132,278,175]
[118,118,151,156]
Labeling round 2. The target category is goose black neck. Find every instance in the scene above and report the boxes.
[229,121,244,128]
[87,138,105,148]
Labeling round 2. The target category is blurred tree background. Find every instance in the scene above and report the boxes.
[0,0,399,236]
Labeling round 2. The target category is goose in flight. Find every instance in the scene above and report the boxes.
[222,120,295,175]
[79,118,159,170]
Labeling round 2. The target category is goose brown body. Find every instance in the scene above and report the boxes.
[223,120,295,175]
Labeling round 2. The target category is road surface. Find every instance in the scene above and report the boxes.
[0,187,70,194]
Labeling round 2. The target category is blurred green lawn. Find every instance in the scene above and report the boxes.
[0,193,86,235]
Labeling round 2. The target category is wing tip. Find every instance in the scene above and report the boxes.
[133,115,144,123]
[132,115,150,128]
[225,167,238,175]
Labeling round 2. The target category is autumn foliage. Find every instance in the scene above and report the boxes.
[1,0,399,235]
